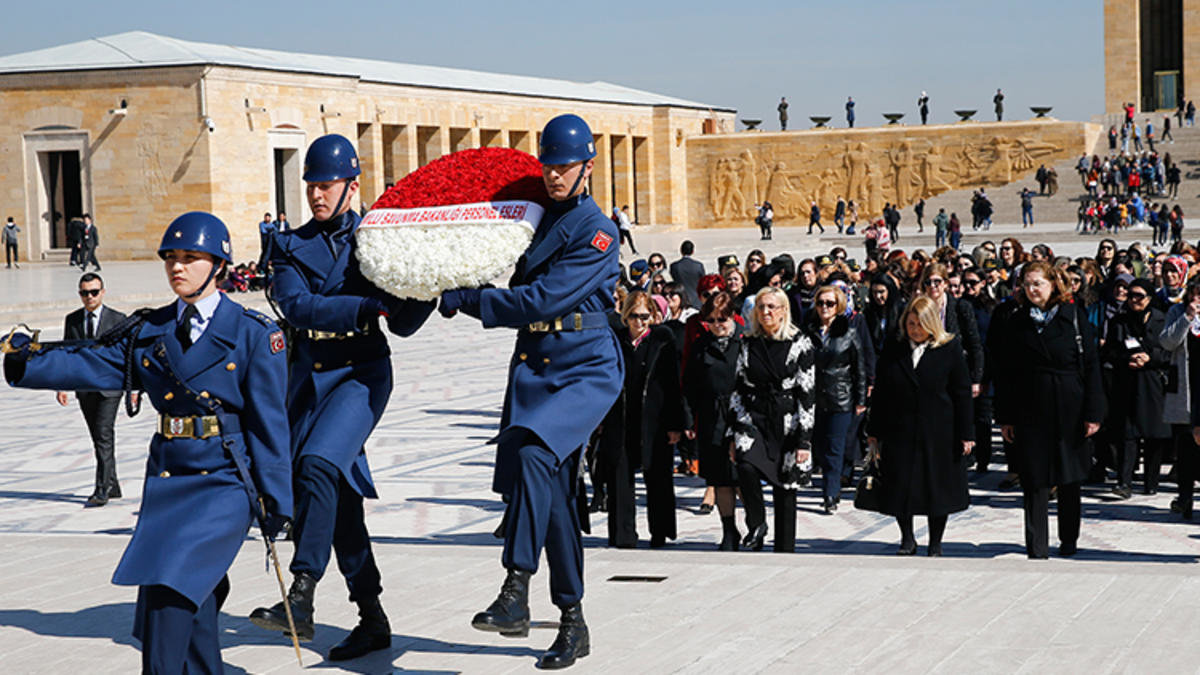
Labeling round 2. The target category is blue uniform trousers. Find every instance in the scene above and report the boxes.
[815,410,853,505]
[290,455,382,602]
[136,576,228,674]
[502,439,583,607]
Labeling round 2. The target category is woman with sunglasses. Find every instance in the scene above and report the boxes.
[684,292,745,548]
[1102,278,1171,498]
[1161,280,1200,518]
[994,262,1104,558]
[803,285,867,514]
[598,290,687,548]
[1096,239,1118,280]
[727,287,816,551]
[917,263,984,397]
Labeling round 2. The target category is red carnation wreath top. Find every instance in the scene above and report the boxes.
[371,147,550,210]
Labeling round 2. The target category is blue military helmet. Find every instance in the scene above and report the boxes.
[157,211,233,264]
[538,114,597,165]
[303,134,361,182]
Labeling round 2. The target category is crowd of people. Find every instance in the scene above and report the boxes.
[597,234,1200,558]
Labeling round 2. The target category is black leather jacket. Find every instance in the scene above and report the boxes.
[803,314,868,412]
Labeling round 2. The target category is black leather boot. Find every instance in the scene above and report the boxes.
[537,603,590,670]
[717,516,740,551]
[249,572,316,641]
[328,596,391,661]
[471,569,530,637]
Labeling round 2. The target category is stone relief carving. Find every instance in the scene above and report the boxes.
[137,120,170,198]
[706,135,1065,223]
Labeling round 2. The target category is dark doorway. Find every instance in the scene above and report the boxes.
[273,148,298,216]
[1140,0,1183,111]
[40,150,82,249]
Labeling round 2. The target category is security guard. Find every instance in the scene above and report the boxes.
[440,114,623,670]
[3,212,291,673]
[249,134,435,660]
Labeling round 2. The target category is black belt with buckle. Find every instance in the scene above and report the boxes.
[525,313,608,333]
[305,328,371,341]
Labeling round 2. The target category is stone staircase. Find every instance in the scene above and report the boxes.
[912,119,1200,245]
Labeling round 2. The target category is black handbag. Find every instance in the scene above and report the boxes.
[854,453,886,513]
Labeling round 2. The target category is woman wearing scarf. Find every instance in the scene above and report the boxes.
[1160,280,1200,518]
[598,290,687,548]
[1103,278,1171,498]
[993,262,1104,558]
[1155,255,1189,311]
[727,287,816,552]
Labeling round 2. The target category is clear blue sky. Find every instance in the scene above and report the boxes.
[0,0,1104,126]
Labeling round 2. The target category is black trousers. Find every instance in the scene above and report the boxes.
[973,396,994,471]
[1176,426,1199,516]
[290,455,382,603]
[618,228,637,253]
[737,461,796,552]
[1022,481,1080,558]
[4,242,16,266]
[78,392,120,494]
[605,441,676,547]
[1120,438,1166,491]
[79,244,100,270]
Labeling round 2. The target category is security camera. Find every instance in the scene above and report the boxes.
[203,117,215,133]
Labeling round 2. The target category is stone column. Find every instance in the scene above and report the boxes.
[612,134,634,215]
[1185,0,1200,109]
[357,123,384,207]
[1104,0,1140,113]
[590,133,612,212]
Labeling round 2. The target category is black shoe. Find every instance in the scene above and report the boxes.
[588,489,606,513]
[1059,542,1078,558]
[1143,487,1158,496]
[328,596,391,661]
[649,535,666,548]
[717,532,740,551]
[249,572,316,641]
[742,524,767,551]
[1112,484,1133,500]
[697,503,714,515]
[1171,497,1182,513]
[84,492,108,508]
[537,604,589,670]
[927,543,943,557]
[999,473,1021,490]
[108,484,122,499]
[823,501,838,515]
[472,569,531,637]
[897,540,917,556]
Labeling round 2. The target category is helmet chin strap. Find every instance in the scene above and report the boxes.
[566,163,589,200]
[185,260,225,299]
[322,178,353,222]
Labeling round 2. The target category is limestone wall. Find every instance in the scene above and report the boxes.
[686,120,1101,229]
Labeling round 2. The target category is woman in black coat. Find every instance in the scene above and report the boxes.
[994,261,1105,559]
[803,285,868,514]
[683,291,744,549]
[864,275,902,358]
[868,296,975,555]
[1102,278,1171,497]
[599,290,686,548]
[918,263,985,393]
[727,287,816,552]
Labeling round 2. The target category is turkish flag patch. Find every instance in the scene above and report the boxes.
[591,230,613,252]
[269,331,285,354]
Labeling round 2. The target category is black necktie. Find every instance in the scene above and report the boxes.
[86,311,95,339]
[178,305,198,350]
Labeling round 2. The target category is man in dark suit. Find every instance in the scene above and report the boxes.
[78,214,101,271]
[66,216,84,267]
[57,272,127,506]
[669,240,705,308]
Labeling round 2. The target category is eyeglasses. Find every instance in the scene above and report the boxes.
[964,279,981,287]
[1000,245,1014,251]
[628,312,652,321]
[78,289,102,297]
[702,289,720,299]
[1100,245,1115,251]
[1069,277,1083,286]
[815,300,838,308]
[923,278,945,287]
[748,258,764,265]
[652,281,665,287]
[649,260,665,268]
[1128,292,1149,301]
[702,318,732,326]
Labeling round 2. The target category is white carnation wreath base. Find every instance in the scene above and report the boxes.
[356,200,542,300]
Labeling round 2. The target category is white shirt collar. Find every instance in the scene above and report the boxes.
[176,292,222,330]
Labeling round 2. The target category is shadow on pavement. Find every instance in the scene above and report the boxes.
[423,408,502,418]
[0,490,88,504]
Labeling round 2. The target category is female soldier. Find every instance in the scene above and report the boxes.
[3,212,291,673]
[728,286,817,552]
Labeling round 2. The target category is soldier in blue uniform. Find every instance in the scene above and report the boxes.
[440,114,623,670]
[3,212,292,673]
[249,134,435,660]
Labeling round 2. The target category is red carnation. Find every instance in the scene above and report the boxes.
[371,147,549,210]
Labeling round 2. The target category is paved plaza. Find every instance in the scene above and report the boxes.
[1,220,1200,673]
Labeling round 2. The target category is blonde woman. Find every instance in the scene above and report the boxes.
[727,287,816,552]
[867,296,974,556]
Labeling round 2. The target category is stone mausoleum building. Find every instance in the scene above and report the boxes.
[1105,0,1200,114]
[0,32,735,261]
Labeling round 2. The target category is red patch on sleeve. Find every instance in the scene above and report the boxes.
[269,331,285,354]
[591,230,613,252]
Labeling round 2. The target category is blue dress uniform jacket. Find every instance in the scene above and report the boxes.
[270,211,434,498]
[480,194,624,493]
[5,295,291,609]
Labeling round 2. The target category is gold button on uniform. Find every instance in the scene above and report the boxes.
[199,391,210,398]
[200,470,209,475]
[314,362,323,370]
[142,358,150,367]
[543,358,550,364]
[519,353,527,361]
[159,471,171,478]
[164,392,174,400]
[226,362,236,371]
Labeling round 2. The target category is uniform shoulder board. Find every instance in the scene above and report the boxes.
[243,308,276,328]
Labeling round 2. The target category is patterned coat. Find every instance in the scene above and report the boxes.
[727,332,817,489]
